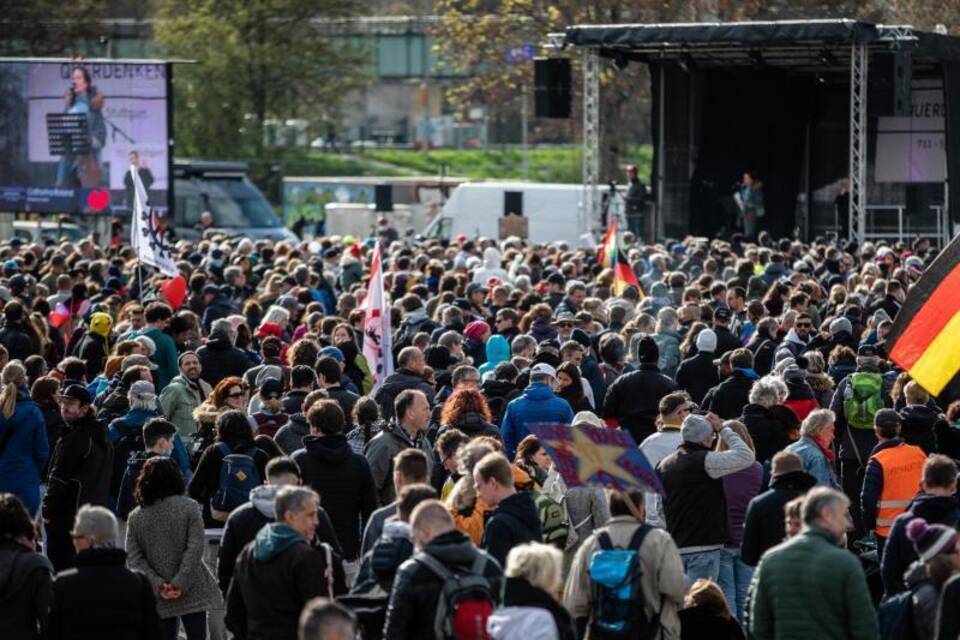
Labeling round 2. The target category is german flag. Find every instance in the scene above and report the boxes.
[888,235,960,396]
[598,220,617,269]
[612,247,640,295]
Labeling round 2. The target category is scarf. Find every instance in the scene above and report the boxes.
[812,435,836,463]
[734,367,760,380]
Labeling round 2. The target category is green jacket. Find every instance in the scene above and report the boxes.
[142,327,179,391]
[749,526,878,640]
[159,375,212,439]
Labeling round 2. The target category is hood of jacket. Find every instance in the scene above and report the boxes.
[494,491,541,532]
[420,529,482,567]
[900,404,940,425]
[204,333,235,350]
[483,247,502,269]
[0,540,52,603]
[528,318,558,343]
[250,484,281,519]
[286,413,309,436]
[908,493,960,525]
[521,382,557,403]
[769,469,817,493]
[481,379,518,399]
[785,379,815,400]
[253,523,305,562]
[484,335,510,366]
[303,433,353,465]
[454,411,495,437]
[783,328,808,347]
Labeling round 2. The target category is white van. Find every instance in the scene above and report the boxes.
[422,182,587,244]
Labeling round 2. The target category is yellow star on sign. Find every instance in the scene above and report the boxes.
[570,426,638,487]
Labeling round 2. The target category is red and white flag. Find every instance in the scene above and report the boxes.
[361,243,394,392]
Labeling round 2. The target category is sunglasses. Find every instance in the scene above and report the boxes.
[227,391,244,399]
[558,323,574,329]
[796,323,813,328]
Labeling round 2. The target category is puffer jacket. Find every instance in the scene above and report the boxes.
[881,493,960,596]
[602,363,678,444]
[901,561,939,640]
[749,526,878,640]
[502,383,574,458]
[481,491,542,567]
[197,334,253,388]
[383,530,504,640]
[898,404,940,455]
[0,538,53,640]
[0,392,48,514]
[740,470,817,566]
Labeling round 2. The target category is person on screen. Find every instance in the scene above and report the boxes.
[124,151,155,210]
[55,66,107,189]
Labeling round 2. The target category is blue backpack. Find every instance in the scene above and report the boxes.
[588,525,661,640]
[210,443,261,522]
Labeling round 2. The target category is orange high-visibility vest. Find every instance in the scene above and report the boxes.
[873,443,927,536]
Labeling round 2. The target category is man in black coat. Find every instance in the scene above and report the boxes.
[292,400,378,563]
[43,385,113,572]
[218,457,344,596]
[374,347,436,421]
[881,454,960,597]
[701,348,757,420]
[711,307,741,357]
[49,505,161,640]
[0,301,40,362]
[316,356,360,424]
[226,486,338,640]
[474,452,542,567]
[196,321,253,388]
[602,337,677,444]
[383,500,503,639]
[740,451,816,567]
[675,329,720,405]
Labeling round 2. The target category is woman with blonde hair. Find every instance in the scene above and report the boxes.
[487,542,577,640]
[0,361,47,515]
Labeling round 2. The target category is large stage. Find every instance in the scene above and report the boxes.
[555,20,960,244]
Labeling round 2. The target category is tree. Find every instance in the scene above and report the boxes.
[0,1,106,56]
[154,0,369,158]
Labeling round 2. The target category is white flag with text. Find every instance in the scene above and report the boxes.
[361,243,394,392]
[130,164,178,277]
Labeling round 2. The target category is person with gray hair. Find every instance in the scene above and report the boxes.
[510,334,537,359]
[373,346,435,421]
[488,542,577,640]
[784,409,839,488]
[739,376,792,464]
[748,488,877,639]
[196,316,255,388]
[227,485,340,640]
[48,504,162,638]
[555,280,587,316]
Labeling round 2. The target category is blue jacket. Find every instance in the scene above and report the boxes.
[785,437,837,488]
[0,392,48,514]
[501,383,574,458]
[108,408,191,480]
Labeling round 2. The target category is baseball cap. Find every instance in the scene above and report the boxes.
[61,384,92,405]
[681,414,714,443]
[318,346,344,363]
[874,408,901,430]
[128,380,156,403]
[712,351,733,368]
[714,306,732,322]
[572,411,604,429]
[466,282,488,297]
[529,362,557,381]
[552,312,576,326]
[857,344,880,358]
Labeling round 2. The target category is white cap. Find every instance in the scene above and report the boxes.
[529,363,557,381]
[572,411,604,429]
[696,329,718,354]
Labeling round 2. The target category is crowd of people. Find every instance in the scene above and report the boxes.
[0,224,957,640]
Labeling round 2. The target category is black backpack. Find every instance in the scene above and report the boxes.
[109,427,145,498]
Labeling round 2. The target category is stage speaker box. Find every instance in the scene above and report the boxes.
[875,51,912,116]
[534,58,572,119]
[893,51,912,117]
[374,184,393,212]
[504,191,523,217]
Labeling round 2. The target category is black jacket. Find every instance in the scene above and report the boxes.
[675,352,719,405]
[187,440,272,527]
[898,404,940,455]
[226,535,333,640]
[281,390,308,415]
[292,434,378,560]
[482,491,542,567]
[217,486,344,596]
[444,411,501,440]
[75,332,108,382]
[740,470,817,566]
[713,326,741,357]
[0,320,40,362]
[463,337,487,368]
[740,403,793,464]
[326,386,360,426]
[480,379,521,425]
[383,530,503,640]
[747,336,777,377]
[501,576,577,640]
[197,335,253,388]
[881,493,960,597]
[602,363,678,444]
[42,414,112,524]
[0,539,52,640]
[679,606,745,640]
[48,547,160,640]
[702,371,755,420]
[373,369,435,421]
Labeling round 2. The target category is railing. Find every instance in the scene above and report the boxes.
[861,204,950,248]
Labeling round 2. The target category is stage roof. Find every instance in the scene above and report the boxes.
[562,19,960,69]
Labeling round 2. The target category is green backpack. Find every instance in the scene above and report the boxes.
[843,372,884,430]
[533,491,571,550]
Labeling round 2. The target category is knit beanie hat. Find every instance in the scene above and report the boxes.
[464,321,490,341]
[907,517,959,562]
[681,414,713,444]
[636,336,659,364]
[696,329,717,354]
[829,317,853,336]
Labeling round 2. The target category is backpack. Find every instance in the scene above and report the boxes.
[415,550,496,640]
[843,372,884,430]
[533,491,571,550]
[878,590,918,640]
[116,452,152,519]
[109,427,145,499]
[588,526,661,640]
[210,443,262,522]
